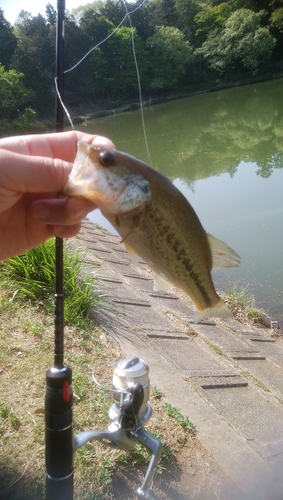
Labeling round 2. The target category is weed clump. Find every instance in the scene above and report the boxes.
[223,283,270,327]
[0,239,99,326]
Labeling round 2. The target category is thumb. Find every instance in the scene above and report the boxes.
[0,149,71,194]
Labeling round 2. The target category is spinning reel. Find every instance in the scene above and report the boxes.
[45,357,163,499]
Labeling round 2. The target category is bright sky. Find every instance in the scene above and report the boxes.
[1,0,92,25]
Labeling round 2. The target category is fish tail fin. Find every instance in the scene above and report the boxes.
[194,299,233,324]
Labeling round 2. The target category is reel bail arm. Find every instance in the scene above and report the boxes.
[74,378,163,499]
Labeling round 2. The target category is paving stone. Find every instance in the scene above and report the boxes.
[157,298,194,318]
[148,292,179,300]
[248,335,275,342]
[102,260,133,275]
[111,297,152,307]
[76,220,283,498]
[186,369,238,378]
[124,278,155,294]
[246,337,283,366]
[98,276,123,284]
[195,323,259,353]
[109,246,128,255]
[149,337,233,374]
[199,383,283,459]
[227,349,266,360]
[123,273,151,281]
[259,438,283,461]
[146,332,189,340]
[234,358,283,400]
[85,242,113,253]
[235,332,276,344]
[199,376,248,389]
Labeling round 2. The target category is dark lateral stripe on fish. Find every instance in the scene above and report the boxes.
[149,209,213,308]
[181,256,213,308]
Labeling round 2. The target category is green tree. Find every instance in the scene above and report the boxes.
[71,1,105,24]
[270,6,283,32]
[196,9,276,74]
[0,64,34,118]
[128,0,154,41]
[174,0,200,40]
[194,2,232,45]
[75,47,110,101]
[11,12,54,116]
[79,10,114,44]
[0,8,17,69]
[148,0,178,30]
[63,11,99,107]
[146,25,195,91]
[106,25,150,99]
[45,2,57,26]
[269,5,283,59]
[64,11,90,71]
[100,0,126,25]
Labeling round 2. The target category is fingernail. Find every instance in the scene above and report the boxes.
[92,136,115,148]
[33,203,50,221]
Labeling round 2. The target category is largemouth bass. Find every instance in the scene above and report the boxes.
[65,141,240,323]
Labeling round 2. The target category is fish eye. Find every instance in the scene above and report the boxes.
[99,150,115,167]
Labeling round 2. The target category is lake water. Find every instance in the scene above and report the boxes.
[76,79,283,326]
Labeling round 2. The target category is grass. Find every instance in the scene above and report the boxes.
[223,283,271,328]
[0,239,99,326]
[0,239,198,500]
[162,403,195,435]
[202,339,225,357]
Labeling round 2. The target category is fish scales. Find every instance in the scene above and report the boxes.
[64,141,240,322]
[107,178,218,311]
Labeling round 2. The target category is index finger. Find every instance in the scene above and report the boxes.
[0,131,115,162]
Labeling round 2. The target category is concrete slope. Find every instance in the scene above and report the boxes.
[74,220,283,500]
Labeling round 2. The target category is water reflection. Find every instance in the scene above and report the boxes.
[146,81,283,182]
[82,79,283,326]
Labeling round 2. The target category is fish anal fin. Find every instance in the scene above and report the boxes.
[206,233,240,269]
[194,299,233,323]
[123,241,140,266]
[153,274,172,292]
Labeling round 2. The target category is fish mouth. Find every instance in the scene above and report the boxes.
[65,141,152,214]
[64,179,124,209]
[65,170,131,214]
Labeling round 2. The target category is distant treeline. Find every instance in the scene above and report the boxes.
[0,0,283,128]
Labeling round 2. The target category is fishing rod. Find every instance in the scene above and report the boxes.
[44,3,162,498]
[45,1,74,499]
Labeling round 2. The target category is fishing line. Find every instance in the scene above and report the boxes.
[122,0,151,162]
[64,0,147,74]
[54,76,74,130]
[55,0,150,158]
[92,360,127,395]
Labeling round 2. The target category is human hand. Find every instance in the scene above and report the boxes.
[0,130,114,261]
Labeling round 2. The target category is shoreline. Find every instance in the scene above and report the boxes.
[70,73,283,124]
[2,73,282,137]
[87,219,283,337]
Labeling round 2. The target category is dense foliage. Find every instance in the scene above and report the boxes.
[0,0,282,124]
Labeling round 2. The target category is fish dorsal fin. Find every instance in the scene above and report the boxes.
[153,273,172,292]
[206,233,240,269]
[123,241,140,266]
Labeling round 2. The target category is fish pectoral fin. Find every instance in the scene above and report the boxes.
[194,299,233,323]
[153,274,172,292]
[207,233,240,269]
[120,215,141,243]
[123,241,140,266]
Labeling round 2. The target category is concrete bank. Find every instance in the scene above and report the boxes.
[74,220,283,500]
